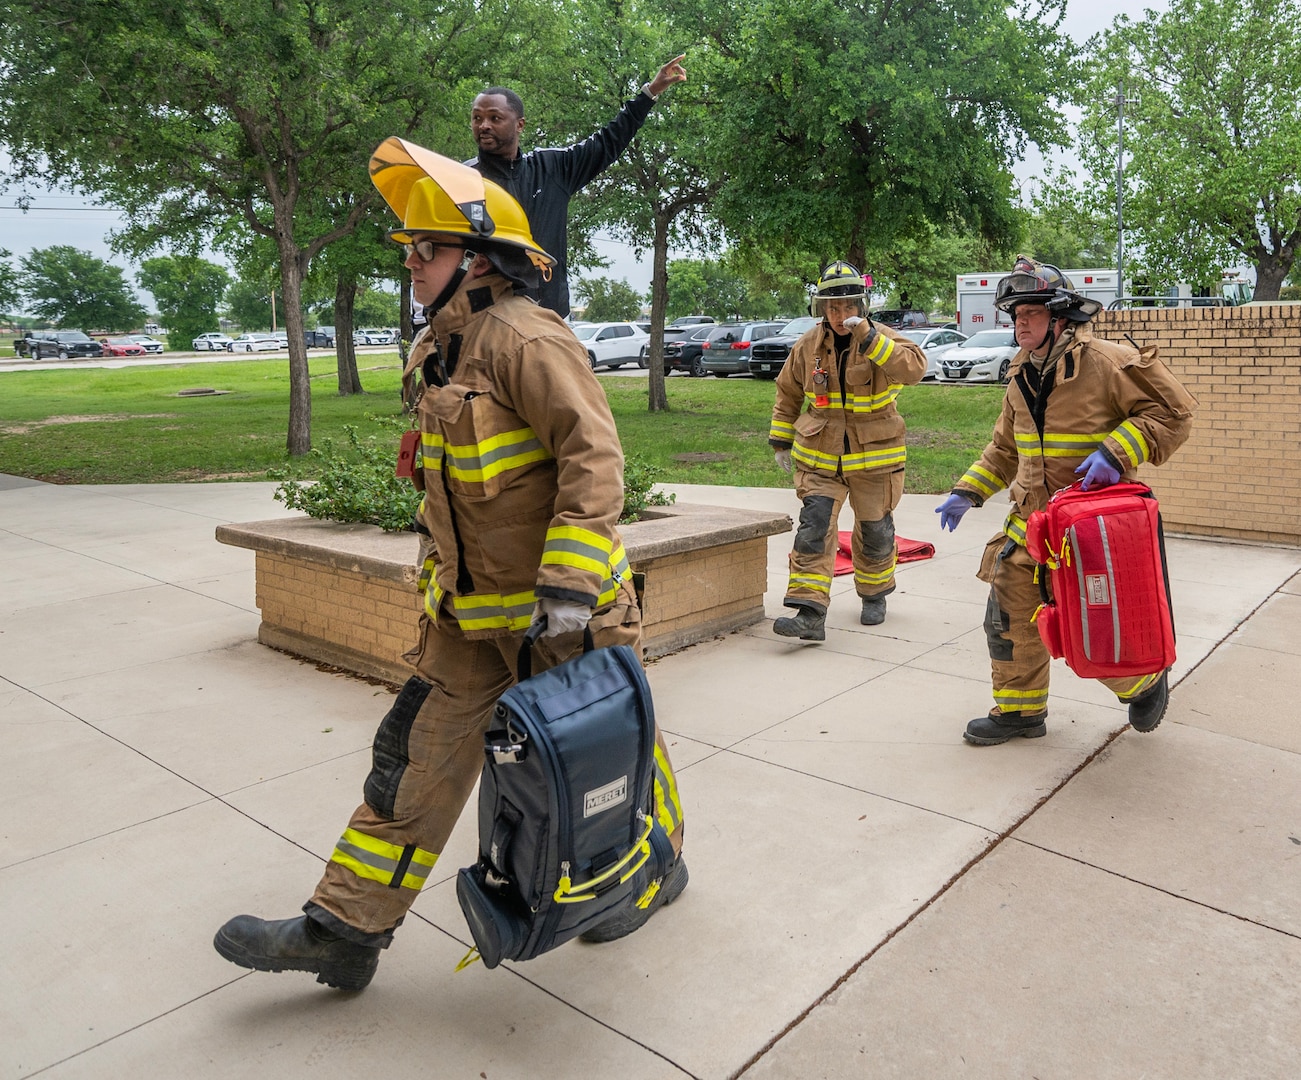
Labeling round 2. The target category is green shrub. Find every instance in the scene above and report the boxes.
[271,418,674,531]
[270,417,422,532]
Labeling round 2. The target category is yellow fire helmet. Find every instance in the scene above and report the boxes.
[368,136,555,272]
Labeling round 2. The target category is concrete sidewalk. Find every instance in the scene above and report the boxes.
[2,476,1299,1079]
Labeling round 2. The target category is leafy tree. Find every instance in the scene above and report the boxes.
[0,0,501,453]
[0,248,19,318]
[1075,0,1301,298]
[224,276,275,332]
[678,0,1074,281]
[17,246,146,330]
[354,287,401,329]
[573,276,644,320]
[137,255,229,350]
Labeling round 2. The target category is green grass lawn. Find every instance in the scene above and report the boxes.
[0,356,1002,492]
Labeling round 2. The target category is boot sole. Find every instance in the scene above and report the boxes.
[1128,676,1169,733]
[213,929,377,991]
[773,622,825,641]
[963,722,1048,746]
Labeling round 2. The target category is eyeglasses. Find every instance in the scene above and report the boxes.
[403,239,450,263]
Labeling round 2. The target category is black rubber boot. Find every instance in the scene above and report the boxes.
[580,857,689,943]
[859,596,887,625]
[773,607,826,641]
[1127,671,1169,733]
[963,709,1048,746]
[213,914,381,991]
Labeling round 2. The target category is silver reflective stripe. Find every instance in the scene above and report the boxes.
[1098,517,1121,663]
[335,837,398,875]
[1071,524,1091,660]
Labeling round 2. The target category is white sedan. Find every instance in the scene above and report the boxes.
[570,321,651,370]
[226,333,282,352]
[898,327,968,380]
[127,334,166,354]
[192,332,234,351]
[935,328,1021,384]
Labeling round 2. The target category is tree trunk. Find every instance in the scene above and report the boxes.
[400,277,414,344]
[646,209,671,413]
[334,272,362,394]
[280,244,312,456]
[1251,254,1289,302]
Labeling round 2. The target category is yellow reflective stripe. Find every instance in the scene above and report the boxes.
[792,443,839,470]
[848,385,901,413]
[1115,671,1162,700]
[801,393,833,408]
[329,828,438,892]
[448,590,537,631]
[541,524,614,576]
[960,463,1004,499]
[865,331,895,366]
[992,687,1049,712]
[653,744,683,835]
[770,418,796,440]
[1014,431,1108,458]
[444,427,550,483]
[842,445,907,470]
[425,580,444,621]
[854,561,896,587]
[1111,420,1150,468]
[420,432,445,471]
[1003,512,1027,545]
[418,555,435,592]
[788,573,831,596]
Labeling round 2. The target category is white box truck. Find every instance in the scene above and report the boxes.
[956,268,1119,337]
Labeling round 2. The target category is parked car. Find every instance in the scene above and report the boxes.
[570,321,650,370]
[273,331,289,349]
[747,316,820,379]
[899,326,968,380]
[227,332,282,352]
[699,321,787,377]
[303,329,333,348]
[23,330,104,360]
[98,336,147,357]
[359,327,398,345]
[126,334,165,354]
[659,314,718,348]
[315,325,337,346]
[193,332,234,351]
[662,324,718,378]
[935,328,1020,384]
[870,308,931,329]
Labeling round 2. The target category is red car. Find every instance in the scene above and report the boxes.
[99,337,147,357]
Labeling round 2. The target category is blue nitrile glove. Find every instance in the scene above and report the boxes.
[534,598,592,637]
[1075,449,1121,491]
[936,492,974,532]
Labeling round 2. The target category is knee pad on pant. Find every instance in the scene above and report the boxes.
[983,591,1014,662]
[859,513,896,561]
[794,495,836,554]
[364,676,433,819]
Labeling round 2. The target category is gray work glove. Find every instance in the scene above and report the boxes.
[534,597,592,637]
[774,447,792,472]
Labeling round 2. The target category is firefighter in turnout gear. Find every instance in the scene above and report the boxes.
[935,256,1196,745]
[769,262,927,641]
[213,140,686,991]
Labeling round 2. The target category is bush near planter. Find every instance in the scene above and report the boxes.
[269,415,674,530]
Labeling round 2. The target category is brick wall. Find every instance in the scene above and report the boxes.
[1094,304,1301,546]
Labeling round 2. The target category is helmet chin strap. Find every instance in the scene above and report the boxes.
[428,248,479,315]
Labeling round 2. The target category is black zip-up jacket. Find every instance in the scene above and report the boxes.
[466,91,655,316]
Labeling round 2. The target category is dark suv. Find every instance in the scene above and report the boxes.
[20,331,104,359]
[662,324,717,377]
[700,321,787,377]
[747,316,821,379]
[870,308,930,329]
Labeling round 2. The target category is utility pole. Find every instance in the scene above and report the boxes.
[1114,80,1136,300]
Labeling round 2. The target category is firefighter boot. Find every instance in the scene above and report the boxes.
[773,606,826,641]
[580,857,689,943]
[1127,671,1169,733]
[963,708,1048,746]
[213,914,381,991]
[860,595,887,625]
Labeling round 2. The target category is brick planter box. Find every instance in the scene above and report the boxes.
[216,503,791,684]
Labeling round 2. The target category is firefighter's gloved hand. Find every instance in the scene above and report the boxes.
[774,448,792,472]
[534,598,592,637]
[936,493,974,532]
[843,316,864,329]
[1075,450,1121,491]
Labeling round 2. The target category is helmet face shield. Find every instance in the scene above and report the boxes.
[811,260,868,317]
[995,254,1097,321]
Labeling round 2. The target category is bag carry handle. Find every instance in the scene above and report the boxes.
[517,613,595,682]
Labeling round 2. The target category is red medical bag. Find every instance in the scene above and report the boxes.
[1025,481,1175,679]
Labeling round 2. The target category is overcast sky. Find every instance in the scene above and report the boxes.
[1,0,1168,308]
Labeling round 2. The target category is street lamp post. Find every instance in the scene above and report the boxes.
[1115,79,1125,300]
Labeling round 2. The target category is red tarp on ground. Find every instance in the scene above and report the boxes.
[833,531,935,576]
